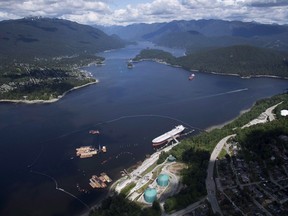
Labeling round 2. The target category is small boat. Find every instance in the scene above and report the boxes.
[127,62,133,69]
[89,130,100,135]
[189,73,195,80]
[102,146,107,153]
[127,59,133,69]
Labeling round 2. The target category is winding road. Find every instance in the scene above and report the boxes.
[205,134,235,215]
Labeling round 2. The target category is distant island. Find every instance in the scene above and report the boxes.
[0,17,126,102]
[133,46,288,78]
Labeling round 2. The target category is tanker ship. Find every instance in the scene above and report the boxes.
[152,125,185,147]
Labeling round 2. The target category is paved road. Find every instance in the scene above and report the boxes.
[206,134,235,216]
[166,197,206,216]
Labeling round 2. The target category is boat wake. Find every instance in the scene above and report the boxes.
[164,88,249,105]
[197,88,249,100]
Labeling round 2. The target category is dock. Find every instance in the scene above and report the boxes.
[76,146,98,158]
[89,173,112,189]
[100,172,112,182]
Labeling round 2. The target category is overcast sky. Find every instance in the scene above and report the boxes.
[0,0,287,26]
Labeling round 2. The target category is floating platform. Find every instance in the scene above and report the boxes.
[76,146,97,158]
[89,173,112,189]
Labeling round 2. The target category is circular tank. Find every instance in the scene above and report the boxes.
[168,155,176,162]
[157,174,169,187]
[144,188,157,203]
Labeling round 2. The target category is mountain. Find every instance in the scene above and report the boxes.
[100,19,288,52]
[0,17,126,61]
[95,22,165,41]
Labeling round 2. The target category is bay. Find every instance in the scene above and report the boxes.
[0,42,287,216]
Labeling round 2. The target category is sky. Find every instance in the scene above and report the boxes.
[0,0,287,26]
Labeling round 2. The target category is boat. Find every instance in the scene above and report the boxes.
[152,125,185,146]
[102,145,107,153]
[89,130,100,135]
[127,60,133,69]
[189,73,195,80]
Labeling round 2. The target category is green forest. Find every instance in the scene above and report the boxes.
[133,46,288,78]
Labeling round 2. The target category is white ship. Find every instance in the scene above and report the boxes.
[152,125,185,146]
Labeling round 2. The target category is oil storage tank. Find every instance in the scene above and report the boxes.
[144,187,157,203]
[157,174,169,187]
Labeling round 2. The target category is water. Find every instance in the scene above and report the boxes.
[0,42,287,216]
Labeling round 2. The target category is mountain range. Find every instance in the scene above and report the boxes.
[98,19,288,53]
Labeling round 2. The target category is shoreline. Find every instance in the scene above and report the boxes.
[133,59,288,80]
[0,80,98,105]
[205,107,252,132]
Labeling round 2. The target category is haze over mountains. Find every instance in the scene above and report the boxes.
[98,19,288,53]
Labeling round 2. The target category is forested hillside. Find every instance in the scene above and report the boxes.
[134,46,288,78]
[0,17,125,61]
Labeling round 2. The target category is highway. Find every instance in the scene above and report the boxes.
[205,134,235,216]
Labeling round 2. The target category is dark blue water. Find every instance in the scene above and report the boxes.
[0,42,287,216]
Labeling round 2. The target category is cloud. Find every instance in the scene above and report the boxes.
[0,0,111,22]
[244,0,288,7]
[0,0,287,25]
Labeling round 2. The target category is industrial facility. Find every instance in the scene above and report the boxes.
[144,187,157,203]
[157,174,169,187]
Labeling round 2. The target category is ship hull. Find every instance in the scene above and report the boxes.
[152,125,185,146]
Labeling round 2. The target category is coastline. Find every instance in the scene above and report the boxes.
[0,80,99,105]
[133,58,288,80]
[205,107,252,132]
